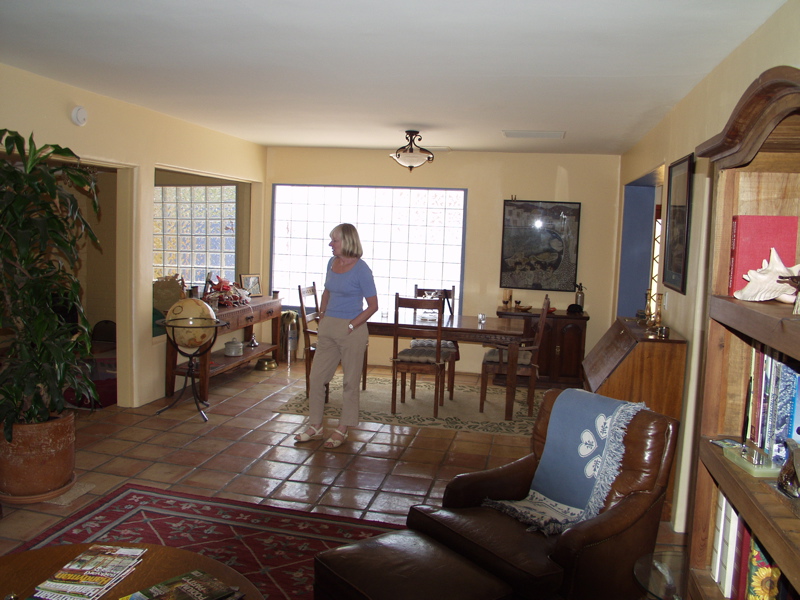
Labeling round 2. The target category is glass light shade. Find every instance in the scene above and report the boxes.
[390,150,432,168]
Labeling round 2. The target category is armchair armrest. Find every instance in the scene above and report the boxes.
[442,453,539,508]
[553,490,661,559]
[550,490,665,599]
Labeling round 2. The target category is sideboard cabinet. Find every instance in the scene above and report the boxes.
[687,67,800,599]
[496,307,589,387]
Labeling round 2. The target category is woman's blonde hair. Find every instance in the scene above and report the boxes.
[331,223,363,258]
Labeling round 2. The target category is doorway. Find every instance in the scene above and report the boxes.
[617,168,664,318]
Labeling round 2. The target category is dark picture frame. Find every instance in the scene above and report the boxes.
[663,153,694,294]
[240,274,263,297]
[500,200,581,292]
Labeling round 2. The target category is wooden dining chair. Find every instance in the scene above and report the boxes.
[391,293,455,418]
[410,285,459,399]
[479,294,550,417]
[298,283,369,401]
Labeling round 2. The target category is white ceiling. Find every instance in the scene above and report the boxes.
[0,1,788,155]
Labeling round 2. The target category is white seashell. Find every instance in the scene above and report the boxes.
[733,248,800,302]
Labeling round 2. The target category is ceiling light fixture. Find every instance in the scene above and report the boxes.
[390,130,434,171]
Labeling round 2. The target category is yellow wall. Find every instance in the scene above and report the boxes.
[620,0,800,531]
[267,147,621,371]
[0,62,269,408]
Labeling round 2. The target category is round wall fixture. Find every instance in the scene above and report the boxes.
[71,106,88,126]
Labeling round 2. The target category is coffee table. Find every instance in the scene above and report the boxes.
[0,543,263,600]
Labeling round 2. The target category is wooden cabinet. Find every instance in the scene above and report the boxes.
[687,67,800,599]
[165,296,281,404]
[582,317,687,519]
[496,307,589,387]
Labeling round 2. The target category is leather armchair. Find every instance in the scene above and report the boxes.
[408,388,679,600]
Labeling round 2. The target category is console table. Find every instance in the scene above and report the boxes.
[164,296,281,404]
[582,316,686,519]
[495,306,589,387]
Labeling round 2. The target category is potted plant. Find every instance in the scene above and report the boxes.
[0,129,99,502]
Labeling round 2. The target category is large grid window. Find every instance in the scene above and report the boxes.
[153,185,237,285]
[272,185,466,311]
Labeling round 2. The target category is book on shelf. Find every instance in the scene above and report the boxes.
[747,536,783,600]
[709,489,750,599]
[728,215,798,296]
[773,356,800,463]
[119,570,240,600]
[742,343,799,467]
[731,524,751,600]
[34,545,147,600]
[711,489,728,583]
[718,496,741,597]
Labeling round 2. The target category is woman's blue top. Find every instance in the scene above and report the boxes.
[324,257,377,319]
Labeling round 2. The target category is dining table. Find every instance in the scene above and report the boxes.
[367,310,530,420]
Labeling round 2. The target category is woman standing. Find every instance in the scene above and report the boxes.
[295,223,378,449]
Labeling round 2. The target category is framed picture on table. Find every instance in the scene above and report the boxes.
[663,154,694,294]
[500,199,581,292]
[240,274,263,297]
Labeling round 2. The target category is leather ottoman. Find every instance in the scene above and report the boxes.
[314,529,517,600]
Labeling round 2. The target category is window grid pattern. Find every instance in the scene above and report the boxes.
[153,185,237,286]
[272,185,466,311]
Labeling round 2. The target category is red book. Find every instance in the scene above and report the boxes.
[732,524,751,600]
[729,215,798,295]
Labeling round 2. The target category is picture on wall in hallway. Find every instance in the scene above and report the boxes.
[500,200,581,292]
[663,153,694,295]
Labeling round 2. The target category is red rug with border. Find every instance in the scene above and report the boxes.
[17,483,403,598]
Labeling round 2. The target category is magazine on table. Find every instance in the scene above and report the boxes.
[118,570,240,600]
[34,545,147,600]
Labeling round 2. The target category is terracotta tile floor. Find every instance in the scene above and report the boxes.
[0,360,685,555]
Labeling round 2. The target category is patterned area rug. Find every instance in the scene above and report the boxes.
[18,484,402,598]
[278,375,543,436]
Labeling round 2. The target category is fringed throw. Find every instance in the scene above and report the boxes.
[484,389,644,535]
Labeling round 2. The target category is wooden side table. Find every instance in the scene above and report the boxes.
[164,296,281,404]
[0,543,263,600]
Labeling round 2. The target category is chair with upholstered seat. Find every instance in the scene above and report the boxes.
[480,294,549,417]
[410,285,459,400]
[391,293,455,418]
[298,283,368,401]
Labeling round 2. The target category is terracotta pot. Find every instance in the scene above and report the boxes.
[0,411,76,503]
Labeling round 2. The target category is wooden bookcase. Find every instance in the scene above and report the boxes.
[687,66,800,599]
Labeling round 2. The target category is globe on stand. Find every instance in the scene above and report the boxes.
[165,298,217,348]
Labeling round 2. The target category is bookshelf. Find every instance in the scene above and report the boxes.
[687,66,800,599]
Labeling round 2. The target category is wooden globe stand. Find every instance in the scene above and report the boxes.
[157,317,229,421]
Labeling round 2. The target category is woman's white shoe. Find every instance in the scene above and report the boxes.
[294,424,323,442]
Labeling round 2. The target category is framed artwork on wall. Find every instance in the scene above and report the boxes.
[240,274,263,297]
[500,200,581,292]
[663,153,694,294]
